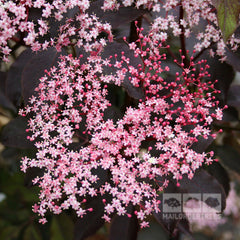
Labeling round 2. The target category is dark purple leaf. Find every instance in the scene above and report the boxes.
[28,8,42,22]
[214,144,240,174]
[222,106,239,121]
[0,116,35,149]
[154,211,188,236]
[6,49,33,107]
[227,85,240,108]
[207,58,235,102]
[0,71,6,91]
[48,7,79,39]
[1,147,21,168]
[24,167,44,187]
[0,72,16,112]
[101,41,144,99]
[91,167,109,189]
[21,48,59,104]
[207,161,230,197]
[73,197,105,240]
[225,48,240,72]
[178,169,226,211]
[122,78,144,99]
[0,93,16,112]
[191,135,214,153]
[103,106,123,123]
[154,178,187,235]
[154,169,226,234]
[87,0,148,29]
[154,202,192,238]
[109,206,138,240]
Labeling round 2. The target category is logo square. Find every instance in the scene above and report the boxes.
[183,193,202,213]
[163,193,182,213]
[202,193,221,212]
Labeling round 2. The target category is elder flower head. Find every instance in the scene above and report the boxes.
[20,29,224,227]
[0,0,112,61]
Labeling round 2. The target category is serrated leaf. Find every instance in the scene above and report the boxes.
[48,7,79,39]
[137,221,169,239]
[214,0,240,42]
[91,167,109,189]
[0,116,35,149]
[177,219,193,239]
[21,48,60,104]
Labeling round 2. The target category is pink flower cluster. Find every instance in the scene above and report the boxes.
[0,0,112,61]
[20,30,224,227]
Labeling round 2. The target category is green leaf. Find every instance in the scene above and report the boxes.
[214,0,240,42]
[0,225,21,240]
[23,225,42,240]
[50,214,74,240]
[50,216,65,240]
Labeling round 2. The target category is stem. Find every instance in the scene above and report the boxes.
[179,3,189,67]
[162,41,178,61]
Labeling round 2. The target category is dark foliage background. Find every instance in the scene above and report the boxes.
[1,1,240,239]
